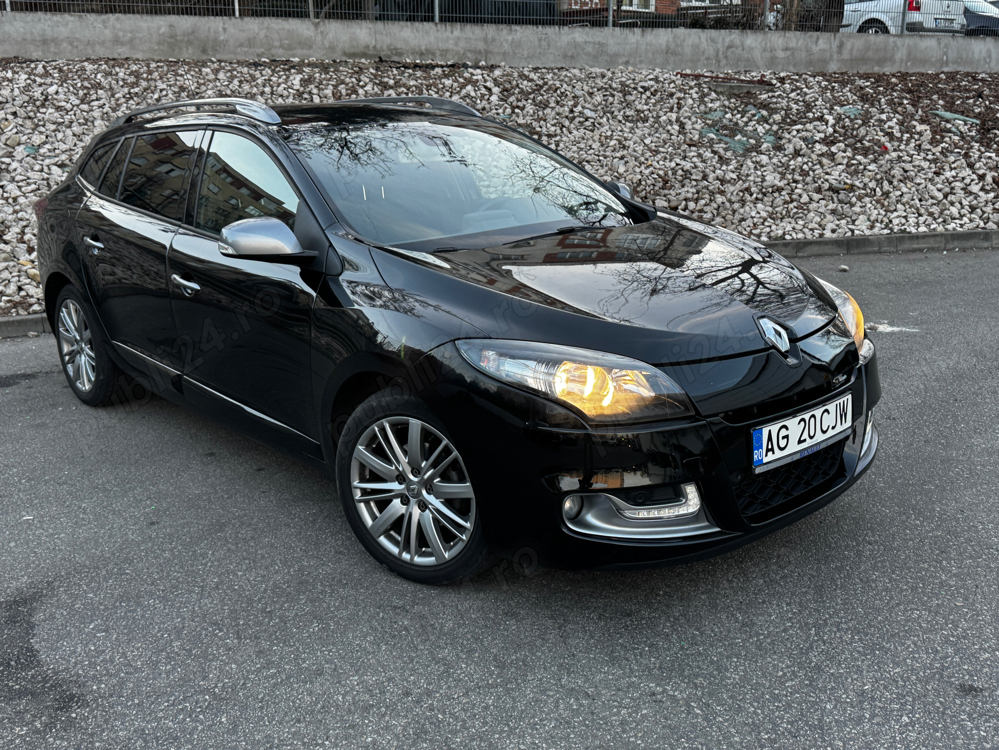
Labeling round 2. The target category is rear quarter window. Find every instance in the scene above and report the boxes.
[99,139,131,199]
[80,141,118,187]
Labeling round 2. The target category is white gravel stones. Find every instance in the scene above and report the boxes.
[1,58,998,317]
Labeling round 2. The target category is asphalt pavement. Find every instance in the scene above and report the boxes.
[2,250,998,749]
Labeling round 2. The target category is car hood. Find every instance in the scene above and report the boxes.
[412,215,836,359]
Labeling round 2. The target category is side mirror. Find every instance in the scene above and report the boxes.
[606,181,635,201]
[219,217,314,262]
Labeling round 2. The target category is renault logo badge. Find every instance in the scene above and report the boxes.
[759,319,790,354]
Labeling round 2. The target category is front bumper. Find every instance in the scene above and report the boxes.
[421,340,881,570]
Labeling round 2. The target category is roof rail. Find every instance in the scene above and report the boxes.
[111,98,282,127]
[342,96,481,118]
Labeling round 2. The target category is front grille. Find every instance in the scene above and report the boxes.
[735,442,845,522]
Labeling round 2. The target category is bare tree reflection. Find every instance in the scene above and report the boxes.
[284,117,629,244]
[592,223,812,325]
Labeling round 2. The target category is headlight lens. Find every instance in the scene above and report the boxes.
[819,278,865,350]
[455,339,694,424]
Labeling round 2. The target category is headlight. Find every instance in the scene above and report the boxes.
[818,278,865,350]
[455,339,695,424]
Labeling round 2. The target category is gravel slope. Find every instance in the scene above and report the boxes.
[2,57,998,317]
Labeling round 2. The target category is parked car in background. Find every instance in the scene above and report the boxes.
[841,0,967,33]
[964,0,999,33]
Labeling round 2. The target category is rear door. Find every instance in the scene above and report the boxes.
[75,129,203,378]
[167,129,322,454]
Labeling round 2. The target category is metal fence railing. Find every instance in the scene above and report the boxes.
[2,0,989,35]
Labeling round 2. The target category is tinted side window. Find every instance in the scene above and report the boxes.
[80,141,118,187]
[195,132,299,235]
[119,131,200,222]
[99,138,131,199]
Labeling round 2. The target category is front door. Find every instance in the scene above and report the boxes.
[167,130,320,453]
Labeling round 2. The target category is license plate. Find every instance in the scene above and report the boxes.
[936,18,955,27]
[752,394,852,472]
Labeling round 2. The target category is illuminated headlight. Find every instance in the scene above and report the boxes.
[616,483,701,521]
[818,277,865,351]
[456,339,694,424]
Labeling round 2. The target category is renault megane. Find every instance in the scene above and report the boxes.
[35,96,880,583]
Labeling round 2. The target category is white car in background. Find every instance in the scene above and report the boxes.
[841,0,967,33]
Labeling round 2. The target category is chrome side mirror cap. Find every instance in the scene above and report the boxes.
[219,217,313,261]
[606,181,634,201]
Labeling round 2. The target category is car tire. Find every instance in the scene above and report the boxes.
[54,284,123,407]
[858,20,890,33]
[336,392,491,585]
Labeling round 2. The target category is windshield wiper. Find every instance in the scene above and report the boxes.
[501,226,593,245]
[432,221,619,253]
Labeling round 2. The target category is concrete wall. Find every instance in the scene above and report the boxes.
[1,12,998,73]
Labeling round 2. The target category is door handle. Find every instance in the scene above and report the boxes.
[171,273,201,297]
[83,236,103,255]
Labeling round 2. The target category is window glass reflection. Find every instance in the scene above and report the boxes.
[119,131,200,222]
[99,139,130,199]
[81,141,117,188]
[288,120,630,246]
[195,132,298,234]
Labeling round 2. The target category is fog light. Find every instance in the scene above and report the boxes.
[562,495,584,521]
[859,338,874,365]
[862,410,875,455]
[616,483,701,521]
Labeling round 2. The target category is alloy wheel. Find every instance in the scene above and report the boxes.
[58,298,97,393]
[350,417,476,566]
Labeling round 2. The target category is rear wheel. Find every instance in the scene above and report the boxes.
[55,285,123,407]
[859,20,890,33]
[336,393,489,584]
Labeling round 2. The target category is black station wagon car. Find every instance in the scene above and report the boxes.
[35,96,880,584]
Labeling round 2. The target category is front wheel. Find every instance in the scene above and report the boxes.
[336,393,490,584]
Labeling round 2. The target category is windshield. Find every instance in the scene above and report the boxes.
[965,0,999,12]
[285,117,632,247]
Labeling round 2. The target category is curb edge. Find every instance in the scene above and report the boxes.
[764,229,999,258]
[0,313,51,339]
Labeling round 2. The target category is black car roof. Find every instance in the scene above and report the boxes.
[104,96,480,137]
[81,97,487,175]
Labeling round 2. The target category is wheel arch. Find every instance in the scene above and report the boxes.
[329,369,395,449]
[858,16,891,32]
[44,271,74,332]
[44,233,95,334]
[319,350,440,463]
